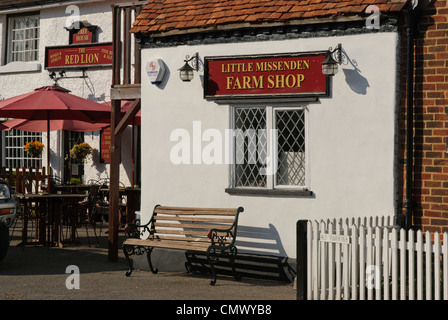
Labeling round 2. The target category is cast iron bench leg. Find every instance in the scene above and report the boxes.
[147,247,158,274]
[207,247,219,286]
[230,246,241,281]
[123,244,134,277]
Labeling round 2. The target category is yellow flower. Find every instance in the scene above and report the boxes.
[70,142,92,161]
[24,141,45,157]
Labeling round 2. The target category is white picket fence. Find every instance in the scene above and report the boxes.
[306,217,448,300]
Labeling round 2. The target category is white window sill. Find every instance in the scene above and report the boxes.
[0,61,41,74]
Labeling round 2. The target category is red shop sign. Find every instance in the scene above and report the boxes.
[204,52,329,99]
[100,127,111,163]
[45,42,113,70]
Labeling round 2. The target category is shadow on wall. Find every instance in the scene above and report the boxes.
[341,48,370,95]
[186,224,296,283]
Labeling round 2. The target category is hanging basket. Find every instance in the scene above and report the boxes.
[70,142,92,162]
[24,141,45,158]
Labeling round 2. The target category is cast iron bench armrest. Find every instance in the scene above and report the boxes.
[208,227,236,248]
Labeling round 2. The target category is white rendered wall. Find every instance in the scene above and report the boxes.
[0,1,134,186]
[132,32,398,259]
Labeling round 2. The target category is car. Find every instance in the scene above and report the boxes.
[0,179,19,262]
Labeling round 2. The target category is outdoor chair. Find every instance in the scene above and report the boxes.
[77,183,101,246]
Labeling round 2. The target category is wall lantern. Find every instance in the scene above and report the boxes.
[322,43,342,76]
[179,52,199,82]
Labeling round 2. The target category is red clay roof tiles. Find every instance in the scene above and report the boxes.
[131,0,409,34]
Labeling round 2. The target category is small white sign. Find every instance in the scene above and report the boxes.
[320,233,350,244]
[71,163,79,175]
[146,59,166,85]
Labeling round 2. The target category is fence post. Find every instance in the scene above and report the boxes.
[297,220,308,300]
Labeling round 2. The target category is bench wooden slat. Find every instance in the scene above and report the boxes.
[153,222,234,230]
[156,206,238,213]
[150,234,232,244]
[155,209,237,216]
[125,238,210,251]
[151,228,234,237]
[153,215,235,224]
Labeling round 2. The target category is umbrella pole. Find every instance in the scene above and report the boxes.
[47,111,51,193]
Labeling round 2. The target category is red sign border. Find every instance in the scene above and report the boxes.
[203,51,330,100]
[44,42,113,70]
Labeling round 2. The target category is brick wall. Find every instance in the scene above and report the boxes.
[402,0,448,233]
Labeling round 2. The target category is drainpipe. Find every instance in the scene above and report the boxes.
[404,2,416,231]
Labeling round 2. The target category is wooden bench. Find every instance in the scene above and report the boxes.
[122,205,244,285]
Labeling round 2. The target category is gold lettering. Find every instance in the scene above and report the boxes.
[296,74,305,87]
[242,76,251,89]
[267,75,275,89]
[286,74,296,88]
[303,60,310,69]
[233,77,242,89]
[275,74,284,88]
[226,77,234,90]
[252,75,263,89]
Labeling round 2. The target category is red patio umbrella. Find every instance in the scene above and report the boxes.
[2,118,108,132]
[0,85,112,192]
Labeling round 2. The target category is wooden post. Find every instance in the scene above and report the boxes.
[296,220,308,300]
[108,99,122,262]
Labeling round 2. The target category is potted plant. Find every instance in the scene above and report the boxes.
[69,142,92,162]
[24,141,44,157]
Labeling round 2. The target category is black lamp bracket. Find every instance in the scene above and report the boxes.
[184,52,200,72]
[49,69,88,86]
[328,43,343,65]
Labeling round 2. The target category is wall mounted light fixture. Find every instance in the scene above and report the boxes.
[49,69,87,86]
[179,52,199,82]
[321,44,342,76]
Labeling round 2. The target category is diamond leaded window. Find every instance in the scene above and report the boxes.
[231,106,307,190]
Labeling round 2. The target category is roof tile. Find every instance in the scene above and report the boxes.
[131,0,409,34]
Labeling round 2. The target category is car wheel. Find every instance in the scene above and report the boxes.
[0,226,10,262]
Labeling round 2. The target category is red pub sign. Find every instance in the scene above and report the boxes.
[45,42,113,69]
[204,52,329,99]
[100,127,111,163]
[72,27,94,44]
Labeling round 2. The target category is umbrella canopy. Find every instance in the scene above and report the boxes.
[0,85,112,192]
[2,118,108,132]
[0,86,111,121]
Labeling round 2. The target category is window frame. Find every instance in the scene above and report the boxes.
[227,105,312,197]
[2,129,43,168]
[6,12,40,64]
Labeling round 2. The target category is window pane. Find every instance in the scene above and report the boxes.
[276,109,306,186]
[234,108,267,187]
[4,129,42,168]
[8,15,39,62]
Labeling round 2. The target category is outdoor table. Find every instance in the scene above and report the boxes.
[16,193,87,247]
[99,187,140,227]
[55,184,91,194]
